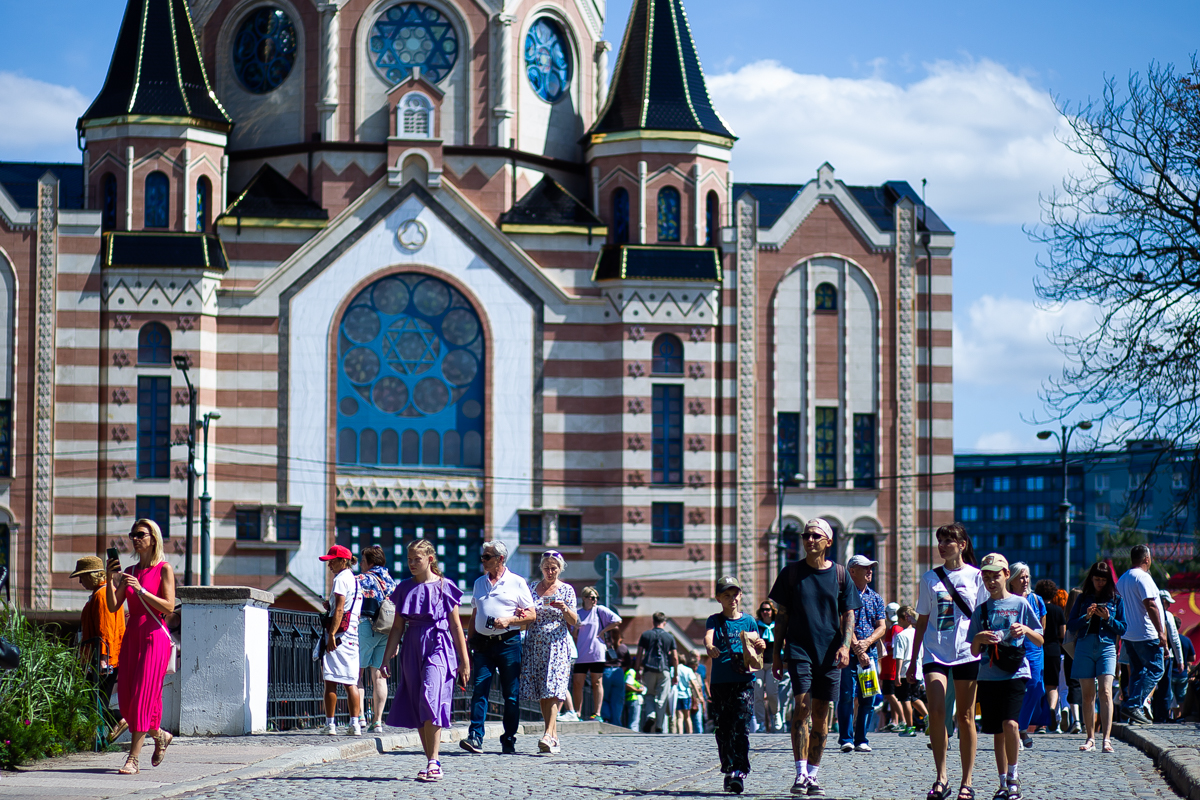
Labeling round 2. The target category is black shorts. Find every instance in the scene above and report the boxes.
[881,677,897,696]
[923,660,980,682]
[977,679,1027,734]
[572,661,605,674]
[788,659,841,703]
[894,680,911,702]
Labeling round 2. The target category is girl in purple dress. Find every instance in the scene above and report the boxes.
[383,540,470,782]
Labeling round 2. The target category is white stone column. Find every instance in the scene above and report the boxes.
[638,160,647,243]
[177,587,275,735]
[493,13,516,146]
[221,155,229,212]
[318,3,339,141]
[125,145,134,230]
[591,166,601,214]
[735,196,758,600]
[894,197,918,607]
[595,41,611,115]
[181,146,192,232]
[693,163,703,245]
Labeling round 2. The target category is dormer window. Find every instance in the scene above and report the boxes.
[399,93,434,138]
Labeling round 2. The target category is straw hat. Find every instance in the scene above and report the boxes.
[69,555,105,578]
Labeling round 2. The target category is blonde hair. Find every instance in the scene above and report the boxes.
[132,518,165,566]
[408,539,442,577]
[581,586,599,601]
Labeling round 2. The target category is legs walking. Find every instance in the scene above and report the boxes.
[1081,679,1096,743]
[467,648,494,745]
[712,683,753,775]
[925,673,950,786]
[1097,675,1115,744]
[367,667,388,726]
[953,679,978,789]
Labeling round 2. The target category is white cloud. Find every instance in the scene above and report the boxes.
[971,430,1047,453]
[708,59,1087,225]
[0,72,88,162]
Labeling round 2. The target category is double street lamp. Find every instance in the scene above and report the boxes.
[1037,420,1093,589]
[174,355,221,586]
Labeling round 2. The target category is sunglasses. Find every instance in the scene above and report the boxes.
[129,532,150,541]
[480,553,497,562]
[801,533,824,541]
[541,550,562,560]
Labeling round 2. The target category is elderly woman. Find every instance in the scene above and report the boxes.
[105,519,175,775]
[319,545,364,737]
[521,550,578,754]
[1008,562,1048,749]
[571,586,622,720]
[74,555,126,741]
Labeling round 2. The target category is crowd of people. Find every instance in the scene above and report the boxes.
[83,517,1198,793]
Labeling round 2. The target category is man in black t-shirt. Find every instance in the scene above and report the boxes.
[770,518,861,797]
[636,611,679,733]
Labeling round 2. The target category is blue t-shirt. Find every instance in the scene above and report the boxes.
[706,612,759,685]
[966,593,1043,681]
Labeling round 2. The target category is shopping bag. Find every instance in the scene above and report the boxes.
[857,658,881,697]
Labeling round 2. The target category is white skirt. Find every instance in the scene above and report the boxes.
[323,631,360,685]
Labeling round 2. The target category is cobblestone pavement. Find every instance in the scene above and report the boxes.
[176,730,1179,800]
[1136,722,1200,748]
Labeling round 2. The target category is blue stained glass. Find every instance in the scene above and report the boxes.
[815,282,837,311]
[138,322,171,364]
[706,191,718,245]
[652,385,683,484]
[524,18,571,103]
[337,274,484,470]
[853,413,876,489]
[612,188,629,244]
[652,333,683,374]
[371,3,459,85]
[657,186,680,242]
[777,412,800,485]
[101,173,118,232]
[233,7,297,94]
[144,172,169,228]
[196,177,210,232]
[137,376,170,479]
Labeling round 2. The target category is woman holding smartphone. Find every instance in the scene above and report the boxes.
[521,550,578,754]
[382,540,469,781]
[105,519,176,775]
[1066,561,1126,753]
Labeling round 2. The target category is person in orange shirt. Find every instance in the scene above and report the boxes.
[74,556,127,741]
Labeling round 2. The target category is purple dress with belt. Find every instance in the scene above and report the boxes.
[386,577,463,729]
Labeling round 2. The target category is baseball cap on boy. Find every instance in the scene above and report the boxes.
[716,575,742,595]
[979,553,1010,572]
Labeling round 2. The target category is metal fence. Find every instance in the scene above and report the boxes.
[266,608,543,731]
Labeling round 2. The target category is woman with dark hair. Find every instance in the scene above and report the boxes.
[357,545,397,732]
[907,523,988,800]
[1067,561,1126,753]
[1033,579,1066,733]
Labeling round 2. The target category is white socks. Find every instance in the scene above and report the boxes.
[795,760,807,778]
[1007,765,1018,782]
[325,717,335,727]
[808,765,820,780]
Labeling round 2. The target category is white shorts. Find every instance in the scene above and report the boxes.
[323,631,360,685]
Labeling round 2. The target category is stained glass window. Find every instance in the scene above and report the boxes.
[371,3,459,85]
[651,502,683,544]
[524,18,571,103]
[657,186,681,242]
[853,413,875,489]
[612,188,629,244]
[144,172,169,228]
[815,407,837,487]
[777,412,800,485]
[196,177,210,232]
[336,514,483,591]
[652,334,683,374]
[138,322,171,364]
[815,282,837,311]
[233,7,297,94]
[652,385,683,484]
[337,273,484,469]
[706,191,719,245]
[101,173,118,232]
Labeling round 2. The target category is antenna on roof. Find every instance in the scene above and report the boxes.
[920,178,928,226]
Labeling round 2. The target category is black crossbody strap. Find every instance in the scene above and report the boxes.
[935,567,974,619]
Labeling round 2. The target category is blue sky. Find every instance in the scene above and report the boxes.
[3,0,1199,453]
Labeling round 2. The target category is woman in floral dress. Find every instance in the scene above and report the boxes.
[521,550,578,754]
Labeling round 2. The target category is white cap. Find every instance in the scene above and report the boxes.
[848,554,878,569]
[805,518,834,541]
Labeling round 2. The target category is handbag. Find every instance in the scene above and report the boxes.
[133,585,179,676]
[0,636,19,671]
[1062,627,1078,659]
[322,579,360,635]
[740,629,764,671]
[370,575,396,635]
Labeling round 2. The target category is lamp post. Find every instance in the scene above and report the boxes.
[173,355,198,587]
[775,471,805,572]
[1037,420,1093,589]
[199,409,221,586]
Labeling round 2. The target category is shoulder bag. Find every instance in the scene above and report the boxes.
[134,585,179,676]
[370,575,396,635]
[934,567,975,620]
[984,599,1026,674]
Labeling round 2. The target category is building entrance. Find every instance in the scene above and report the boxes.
[335,514,485,592]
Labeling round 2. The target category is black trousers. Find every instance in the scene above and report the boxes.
[711,682,754,774]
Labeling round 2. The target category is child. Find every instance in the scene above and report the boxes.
[891,605,922,736]
[704,575,765,794]
[967,554,1043,800]
[624,652,647,729]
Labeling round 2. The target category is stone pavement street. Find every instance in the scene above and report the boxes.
[172,729,1178,800]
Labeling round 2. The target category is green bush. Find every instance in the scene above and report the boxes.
[0,606,102,769]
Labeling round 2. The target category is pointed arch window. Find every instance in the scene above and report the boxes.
[612,188,630,244]
[196,176,211,232]
[138,322,172,365]
[657,186,680,242]
[815,282,837,311]
[144,172,169,228]
[706,191,719,246]
[101,173,118,232]
[233,6,297,94]
[399,93,434,137]
[652,333,683,374]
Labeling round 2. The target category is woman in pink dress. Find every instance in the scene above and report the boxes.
[383,539,469,782]
[105,519,176,775]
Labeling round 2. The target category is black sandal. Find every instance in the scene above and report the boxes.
[928,781,949,800]
[956,786,975,800]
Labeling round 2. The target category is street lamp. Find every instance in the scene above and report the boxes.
[199,409,221,587]
[1037,420,1093,589]
[173,355,197,587]
[775,471,805,572]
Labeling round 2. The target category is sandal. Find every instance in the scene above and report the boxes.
[1102,739,1115,753]
[416,766,429,781]
[538,736,552,753]
[117,755,139,775]
[426,760,443,781]
[956,786,975,800]
[1079,738,1095,752]
[992,788,1009,800]
[151,730,173,766]
[928,780,950,800]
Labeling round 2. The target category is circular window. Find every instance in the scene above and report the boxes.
[232,7,297,94]
[370,3,459,85]
[524,18,571,103]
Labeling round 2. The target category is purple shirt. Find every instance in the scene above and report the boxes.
[574,604,621,664]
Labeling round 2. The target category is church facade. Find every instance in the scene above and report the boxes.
[0,0,954,634]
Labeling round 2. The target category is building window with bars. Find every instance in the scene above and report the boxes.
[815,407,837,487]
[652,385,683,484]
[778,412,800,485]
[651,502,683,544]
[519,513,543,545]
[236,508,262,541]
[137,376,170,479]
[853,413,875,489]
[277,509,301,541]
[135,495,170,539]
[558,514,582,546]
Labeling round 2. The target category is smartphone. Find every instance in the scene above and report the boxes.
[106,547,119,564]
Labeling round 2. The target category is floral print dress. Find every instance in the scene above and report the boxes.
[520,581,577,702]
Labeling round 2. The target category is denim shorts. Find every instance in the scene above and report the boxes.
[358,621,389,670]
[1071,634,1117,679]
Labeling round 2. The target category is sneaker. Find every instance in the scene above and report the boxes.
[806,779,825,796]
[728,772,745,794]
[323,722,337,736]
[501,739,516,754]
[557,710,580,722]
[899,726,917,737]
[840,743,854,753]
[854,743,872,753]
[346,725,361,737]
[1068,721,1083,734]
[366,721,384,733]
[460,737,483,754]
[790,775,809,795]
[1126,707,1154,725]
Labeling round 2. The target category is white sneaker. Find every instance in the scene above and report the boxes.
[323,723,337,736]
[557,710,579,722]
[367,721,384,733]
[346,724,362,737]
[839,743,853,753]
[854,743,872,753]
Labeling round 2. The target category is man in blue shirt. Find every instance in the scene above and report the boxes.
[838,554,886,753]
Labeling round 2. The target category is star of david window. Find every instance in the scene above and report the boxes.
[337,274,484,470]
[232,7,297,94]
[371,3,459,85]
[525,18,571,103]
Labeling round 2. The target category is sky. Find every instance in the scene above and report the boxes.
[3,0,1200,453]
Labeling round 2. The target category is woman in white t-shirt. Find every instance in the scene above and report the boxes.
[907,524,989,800]
[319,546,365,736]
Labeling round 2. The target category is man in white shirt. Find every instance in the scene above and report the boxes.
[461,540,534,753]
[1116,544,1168,725]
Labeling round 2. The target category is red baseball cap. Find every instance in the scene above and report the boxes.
[318,545,353,561]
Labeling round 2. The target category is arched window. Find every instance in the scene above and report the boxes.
[337,273,485,470]
[815,282,837,311]
[101,173,118,232]
[144,171,170,228]
[657,186,680,242]
[196,176,211,232]
[612,188,630,244]
[138,322,172,364]
[232,6,297,94]
[524,17,571,103]
[706,191,719,246]
[652,333,683,374]
[399,93,434,137]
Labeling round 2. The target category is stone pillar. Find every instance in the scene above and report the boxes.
[31,173,57,611]
[493,13,516,146]
[894,197,918,606]
[318,3,339,141]
[595,41,611,114]
[638,161,647,243]
[693,163,703,245]
[177,586,275,735]
[181,146,192,232]
[735,196,757,599]
[125,145,134,230]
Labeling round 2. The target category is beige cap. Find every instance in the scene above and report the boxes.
[980,553,1010,572]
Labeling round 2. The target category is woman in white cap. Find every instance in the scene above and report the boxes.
[319,545,364,736]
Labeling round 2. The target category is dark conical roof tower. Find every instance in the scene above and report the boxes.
[589,0,733,141]
[79,0,231,131]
